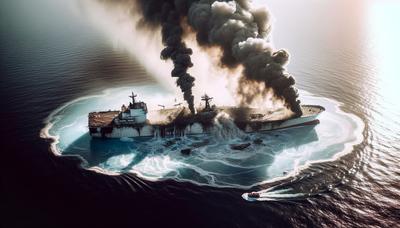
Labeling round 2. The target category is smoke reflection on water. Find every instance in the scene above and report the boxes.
[41,86,363,189]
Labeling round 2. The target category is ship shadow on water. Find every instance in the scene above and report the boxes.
[61,124,319,187]
[62,133,154,168]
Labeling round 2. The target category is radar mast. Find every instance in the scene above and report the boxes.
[129,92,137,104]
[201,94,213,111]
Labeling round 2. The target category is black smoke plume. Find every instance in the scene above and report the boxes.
[103,0,303,117]
[187,0,302,116]
[135,0,196,114]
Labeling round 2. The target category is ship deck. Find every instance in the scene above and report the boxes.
[88,111,119,128]
[301,105,325,116]
[88,105,325,128]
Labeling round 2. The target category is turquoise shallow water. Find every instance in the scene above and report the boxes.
[44,87,363,188]
[2,0,400,227]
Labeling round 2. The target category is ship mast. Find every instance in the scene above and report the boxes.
[201,94,213,111]
[129,92,137,104]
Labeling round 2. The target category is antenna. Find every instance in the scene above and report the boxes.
[129,92,137,104]
[174,98,182,107]
[201,93,213,110]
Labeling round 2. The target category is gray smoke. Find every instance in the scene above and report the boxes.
[135,0,196,114]
[187,0,302,116]
[104,0,302,116]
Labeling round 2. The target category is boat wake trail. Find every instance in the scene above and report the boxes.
[243,188,308,202]
[41,86,364,191]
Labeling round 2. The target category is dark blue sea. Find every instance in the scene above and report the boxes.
[2,0,399,227]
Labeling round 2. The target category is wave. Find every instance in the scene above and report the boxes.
[41,86,364,190]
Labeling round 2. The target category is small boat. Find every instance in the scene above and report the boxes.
[248,192,261,198]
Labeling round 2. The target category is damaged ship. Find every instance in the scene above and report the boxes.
[88,92,325,138]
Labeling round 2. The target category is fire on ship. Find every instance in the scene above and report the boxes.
[88,92,325,138]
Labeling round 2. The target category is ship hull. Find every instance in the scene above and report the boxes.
[89,111,322,138]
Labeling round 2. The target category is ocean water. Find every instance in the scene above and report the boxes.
[2,0,400,227]
[43,87,363,189]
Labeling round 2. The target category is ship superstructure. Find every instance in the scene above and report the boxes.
[114,92,148,125]
[88,92,324,138]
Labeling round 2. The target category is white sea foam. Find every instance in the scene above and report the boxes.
[211,112,245,140]
[120,137,134,142]
[41,86,364,189]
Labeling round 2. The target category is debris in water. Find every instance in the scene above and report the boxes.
[181,148,191,155]
[163,140,175,147]
[230,143,251,150]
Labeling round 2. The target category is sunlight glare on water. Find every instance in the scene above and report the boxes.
[368,1,400,132]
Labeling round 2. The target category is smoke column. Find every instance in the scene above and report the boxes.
[135,0,196,114]
[102,0,303,117]
[187,0,302,116]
